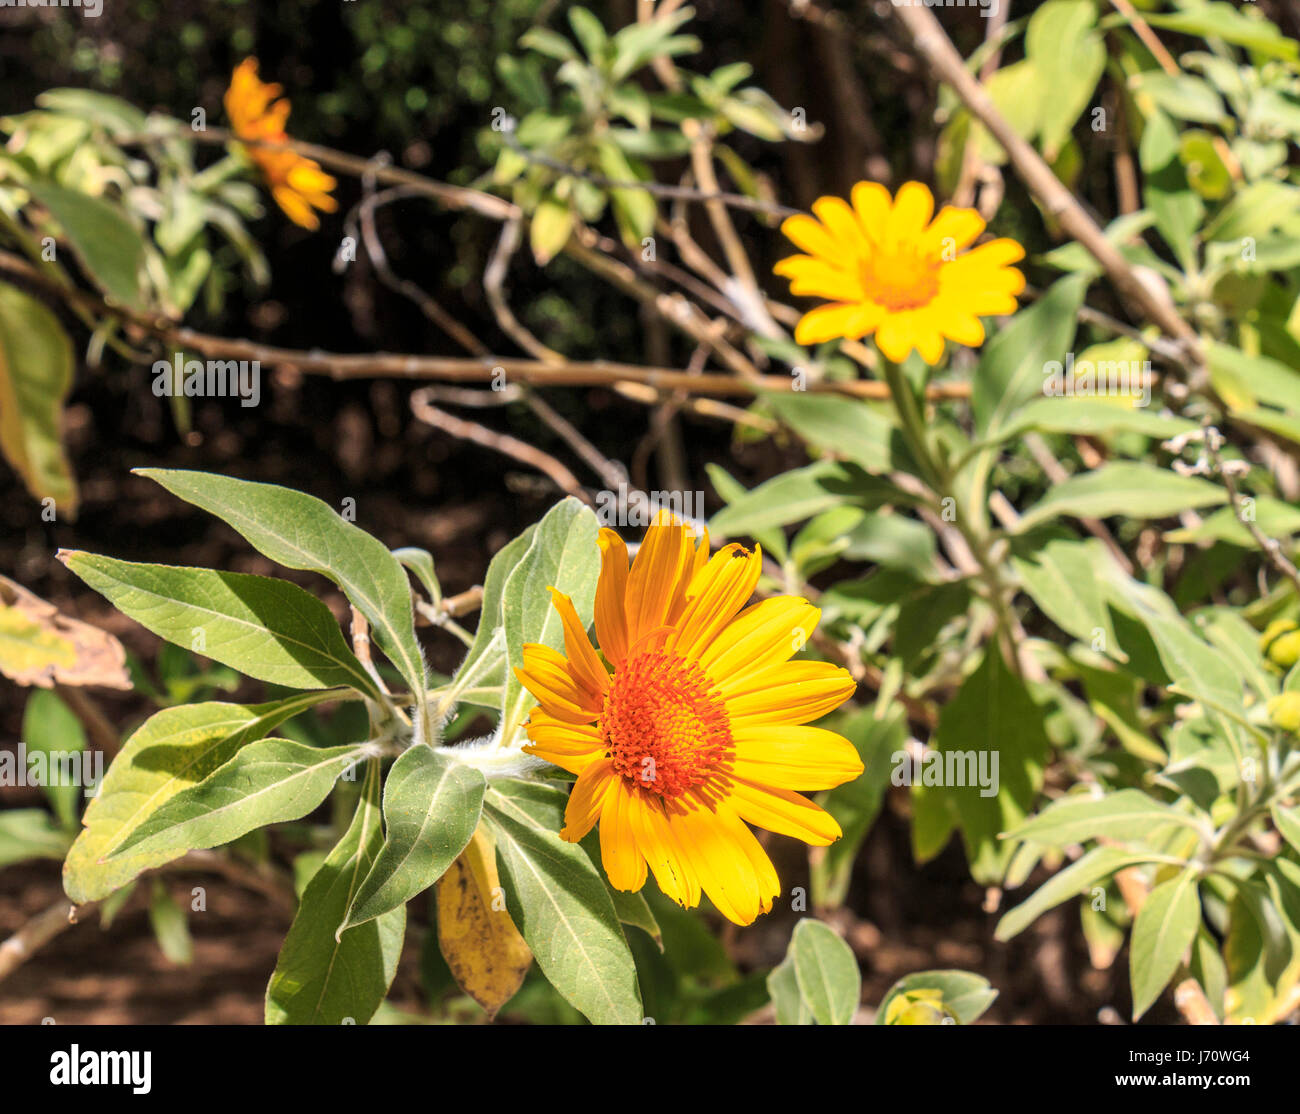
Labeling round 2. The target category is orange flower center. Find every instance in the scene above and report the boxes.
[599,650,733,801]
[860,247,940,311]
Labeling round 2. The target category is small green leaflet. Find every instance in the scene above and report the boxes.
[483,782,643,1025]
[499,498,601,743]
[1130,868,1201,1020]
[341,745,485,931]
[64,692,336,902]
[135,469,427,707]
[790,918,860,1025]
[108,738,366,862]
[266,761,406,1024]
[61,552,380,699]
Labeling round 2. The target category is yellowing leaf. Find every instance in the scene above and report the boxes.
[0,573,130,689]
[0,280,77,516]
[436,826,532,1019]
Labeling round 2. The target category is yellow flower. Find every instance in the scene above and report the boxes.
[515,514,863,926]
[224,57,338,230]
[775,181,1026,365]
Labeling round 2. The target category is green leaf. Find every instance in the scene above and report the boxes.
[997,846,1157,940]
[483,782,643,1025]
[595,141,656,247]
[1013,538,1122,662]
[996,396,1196,443]
[61,552,380,698]
[1272,803,1300,855]
[568,6,608,62]
[499,498,601,743]
[25,179,148,310]
[1130,868,1200,1020]
[710,461,894,537]
[877,969,997,1025]
[266,761,406,1024]
[579,832,662,948]
[1008,789,1202,848]
[22,687,86,830]
[392,547,441,607]
[36,89,148,136]
[0,808,72,868]
[1130,4,1298,62]
[767,955,813,1025]
[342,745,485,931]
[1025,0,1105,159]
[0,281,77,514]
[762,392,899,474]
[455,523,536,702]
[913,646,1049,883]
[134,469,427,709]
[790,918,860,1025]
[64,693,334,902]
[972,275,1087,438]
[811,705,905,908]
[1017,462,1226,532]
[529,193,574,265]
[1132,73,1226,125]
[109,738,366,863]
[148,878,194,966]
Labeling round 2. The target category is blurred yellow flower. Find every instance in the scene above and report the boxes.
[224,58,338,231]
[515,514,862,926]
[775,181,1026,365]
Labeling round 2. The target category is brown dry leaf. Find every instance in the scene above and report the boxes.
[0,573,131,689]
[436,825,532,1019]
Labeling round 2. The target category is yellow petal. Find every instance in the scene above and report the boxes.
[924,205,986,256]
[699,597,820,686]
[514,643,600,723]
[547,588,608,699]
[774,255,864,301]
[561,761,615,842]
[779,213,838,260]
[727,777,843,845]
[851,181,893,239]
[594,528,630,666]
[599,777,648,891]
[732,724,865,790]
[629,795,700,908]
[886,181,935,243]
[793,302,879,345]
[674,803,773,926]
[669,543,762,660]
[721,659,857,724]
[625,516,693,648]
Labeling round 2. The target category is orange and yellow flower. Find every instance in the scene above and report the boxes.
[775,180,1026,365]
[224,57,337,231]
[515,515,863,926]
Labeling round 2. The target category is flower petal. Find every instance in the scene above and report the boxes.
[732,724,865,790]
[560,760,615,842]
[720,660,857,724]
[594,528,630,666]
[727,777,843,845]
